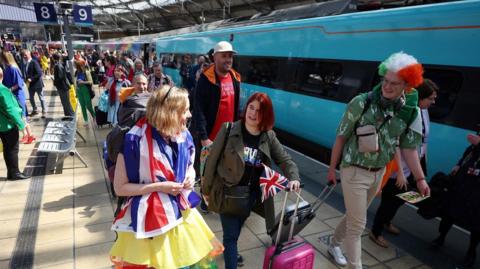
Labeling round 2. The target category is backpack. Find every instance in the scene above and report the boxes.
[106,93,150,163]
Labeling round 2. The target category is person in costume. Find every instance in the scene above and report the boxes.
[370,79,438,248]
[110,85,222,269]
[325,52,431,269]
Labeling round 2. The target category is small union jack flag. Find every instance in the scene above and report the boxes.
[259,164,289,202]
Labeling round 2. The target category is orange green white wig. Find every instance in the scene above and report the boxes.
[378,52,424,88]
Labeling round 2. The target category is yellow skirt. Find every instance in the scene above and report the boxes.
[110,208,220,269]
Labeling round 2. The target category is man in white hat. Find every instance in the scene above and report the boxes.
[193,41,242,258]
[194,41,241,148]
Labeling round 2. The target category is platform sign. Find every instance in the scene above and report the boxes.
[73,5,93,26]
[33,3,58,24]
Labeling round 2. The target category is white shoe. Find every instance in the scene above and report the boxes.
[328,241,347,267]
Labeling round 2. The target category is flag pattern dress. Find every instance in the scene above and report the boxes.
[110,118,219,269]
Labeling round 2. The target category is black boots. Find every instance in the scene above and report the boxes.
[7,172,31,180]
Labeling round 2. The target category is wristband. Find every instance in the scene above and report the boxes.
[416,177,426,182]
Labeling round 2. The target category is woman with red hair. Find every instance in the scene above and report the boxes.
[202,92,301,269]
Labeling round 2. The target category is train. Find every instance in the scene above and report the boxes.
[94,0,480,177]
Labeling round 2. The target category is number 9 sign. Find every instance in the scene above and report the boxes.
[33,3,58,24]
[73,5,93,26]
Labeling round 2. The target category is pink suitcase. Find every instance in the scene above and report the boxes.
[263,189,315,269]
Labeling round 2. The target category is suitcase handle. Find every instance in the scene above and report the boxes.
[310,179,340,213]
[274,190,291,246]
[270,189,304,269]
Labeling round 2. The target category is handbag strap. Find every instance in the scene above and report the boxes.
[215,122,232,170]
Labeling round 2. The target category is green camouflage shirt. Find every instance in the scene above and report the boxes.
[337,91,422,169]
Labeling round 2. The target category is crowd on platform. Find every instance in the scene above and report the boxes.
[0,41,479,269]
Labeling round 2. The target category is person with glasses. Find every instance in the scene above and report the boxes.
[370,79,438,248]
[110,85,222,269]
[325,52,430,269]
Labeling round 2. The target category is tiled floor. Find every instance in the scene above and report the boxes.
[0,79,475,269]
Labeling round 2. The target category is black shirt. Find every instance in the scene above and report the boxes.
[239,124,264,187]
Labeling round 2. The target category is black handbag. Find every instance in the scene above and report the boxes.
[220,135,261,218]
[221,185,251,217]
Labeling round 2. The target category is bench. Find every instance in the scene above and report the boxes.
[37,115,88,171]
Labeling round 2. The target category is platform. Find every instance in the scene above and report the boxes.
[0,78,477,269]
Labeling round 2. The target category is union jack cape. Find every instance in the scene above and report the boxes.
[112,118,201,239]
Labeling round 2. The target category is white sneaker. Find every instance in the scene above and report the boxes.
[328,241,347,267]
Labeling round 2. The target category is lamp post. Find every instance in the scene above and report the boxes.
[58,1,75,85]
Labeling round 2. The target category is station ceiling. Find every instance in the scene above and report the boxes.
[26,0,437,38]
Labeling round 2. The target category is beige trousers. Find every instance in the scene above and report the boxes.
[331,165,385,269]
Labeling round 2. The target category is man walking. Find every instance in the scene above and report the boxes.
[23,49,46,118]
[194,41,241,214]
[194,41,241,147]
[325,52,431,269]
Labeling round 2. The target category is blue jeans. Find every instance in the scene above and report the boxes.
[220,190,260,269]
[220,213,247,269]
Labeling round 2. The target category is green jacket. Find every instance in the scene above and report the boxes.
[203,120,300,225]
[0,83,25,132]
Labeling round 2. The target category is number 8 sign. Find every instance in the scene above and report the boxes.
[73,5,93,26]
[33,3,58,24]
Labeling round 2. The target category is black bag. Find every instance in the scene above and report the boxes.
[417,172,452,219]
[221,185,251,217]
[95,106,109,127]
[87,84,95,99]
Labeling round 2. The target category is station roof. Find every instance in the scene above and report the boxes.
[26,0,439,37]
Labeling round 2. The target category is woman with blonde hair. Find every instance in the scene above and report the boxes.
[0,51,35,144]
[110,85,222,269]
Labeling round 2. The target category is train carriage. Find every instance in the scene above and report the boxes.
[154,0,480,177]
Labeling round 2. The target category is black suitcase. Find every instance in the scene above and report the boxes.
[95,106,109,127]
[270,181,338,244]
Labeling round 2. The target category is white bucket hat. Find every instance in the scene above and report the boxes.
[213,41,237,54]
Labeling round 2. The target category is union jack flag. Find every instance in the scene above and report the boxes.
[259,164,289,202]
[112,118,200,239]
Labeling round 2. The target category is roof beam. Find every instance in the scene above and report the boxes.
[146,0,174,29]
[240,0,267,13]
[183,2,202,24]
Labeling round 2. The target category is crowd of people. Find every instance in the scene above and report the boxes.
[1,41,479,269]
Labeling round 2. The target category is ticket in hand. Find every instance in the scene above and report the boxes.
[396,191,430,204]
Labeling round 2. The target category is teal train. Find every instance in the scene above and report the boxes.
[155,0,480,178]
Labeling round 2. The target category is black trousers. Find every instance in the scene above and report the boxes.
[0,127,20,177]
[57,89,74,117]
[372,175,415,236]
[439,216,480,255]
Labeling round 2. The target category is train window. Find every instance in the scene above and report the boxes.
[160,53,180,69]
[246,58,281,88]
[293,60,343,98]
[423,68,462,121]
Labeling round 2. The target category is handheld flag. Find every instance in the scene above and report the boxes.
[259,164,289,202]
